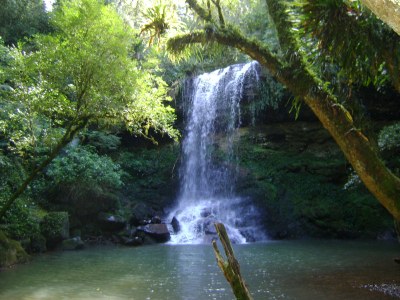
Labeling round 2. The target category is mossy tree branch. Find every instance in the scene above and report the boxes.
[169,0,400,221]
[212,223,253,300]
[186,0,213,23]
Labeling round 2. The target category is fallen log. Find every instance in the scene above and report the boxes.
[212,223,253,300]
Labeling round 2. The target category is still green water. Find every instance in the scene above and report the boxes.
[0,241,399,299]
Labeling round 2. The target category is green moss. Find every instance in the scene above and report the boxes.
[0,230,29,268]
[235,125,393,238]
[117,144,179,207]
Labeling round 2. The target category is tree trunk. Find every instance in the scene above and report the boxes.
[212,223,253,300]
[360,0,400,36]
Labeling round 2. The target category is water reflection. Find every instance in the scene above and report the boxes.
[0,241,398,299]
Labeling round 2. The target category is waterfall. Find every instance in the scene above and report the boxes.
[169,61,264,244]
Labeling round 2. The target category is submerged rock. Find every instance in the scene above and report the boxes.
[137,224,170,243]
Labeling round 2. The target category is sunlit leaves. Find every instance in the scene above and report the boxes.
[140,2,170,46]
[1,0,178,163]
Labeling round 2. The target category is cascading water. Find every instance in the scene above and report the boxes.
[169,61,265,244]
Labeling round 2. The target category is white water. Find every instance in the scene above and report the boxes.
[169,62,264,244]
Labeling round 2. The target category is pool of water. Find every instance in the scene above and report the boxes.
[0,240,399,299]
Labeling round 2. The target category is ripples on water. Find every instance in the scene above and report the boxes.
[0,241,399,299]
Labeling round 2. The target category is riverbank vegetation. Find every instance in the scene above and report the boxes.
[1,0,400,268]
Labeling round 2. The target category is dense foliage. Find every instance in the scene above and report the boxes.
[0,0,51,46]
[0,0,399,256]
[0,0,178,242]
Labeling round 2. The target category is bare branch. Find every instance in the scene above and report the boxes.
[212,223,253,300]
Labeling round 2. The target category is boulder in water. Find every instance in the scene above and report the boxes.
[171,217,180,233]
[137,224,170,243]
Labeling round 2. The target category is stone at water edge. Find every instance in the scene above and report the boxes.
[137,224,171,243]
[171,217,180,233]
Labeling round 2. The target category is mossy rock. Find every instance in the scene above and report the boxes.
[234,123,393,239]
[0,231,29,268]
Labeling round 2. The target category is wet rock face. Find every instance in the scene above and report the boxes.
[136,224,171,243]
[233,122,393,239]
[129,202,159,226]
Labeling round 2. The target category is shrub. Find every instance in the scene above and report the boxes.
[40,211,69,249]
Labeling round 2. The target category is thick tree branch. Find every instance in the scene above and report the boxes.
[212,223,253,300]
[168,26,283,76]
[360,0,400,36]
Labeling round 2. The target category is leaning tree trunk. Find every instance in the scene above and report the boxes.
[360,0,400,36]
[0,120,88,221]
[168,0,400,221]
